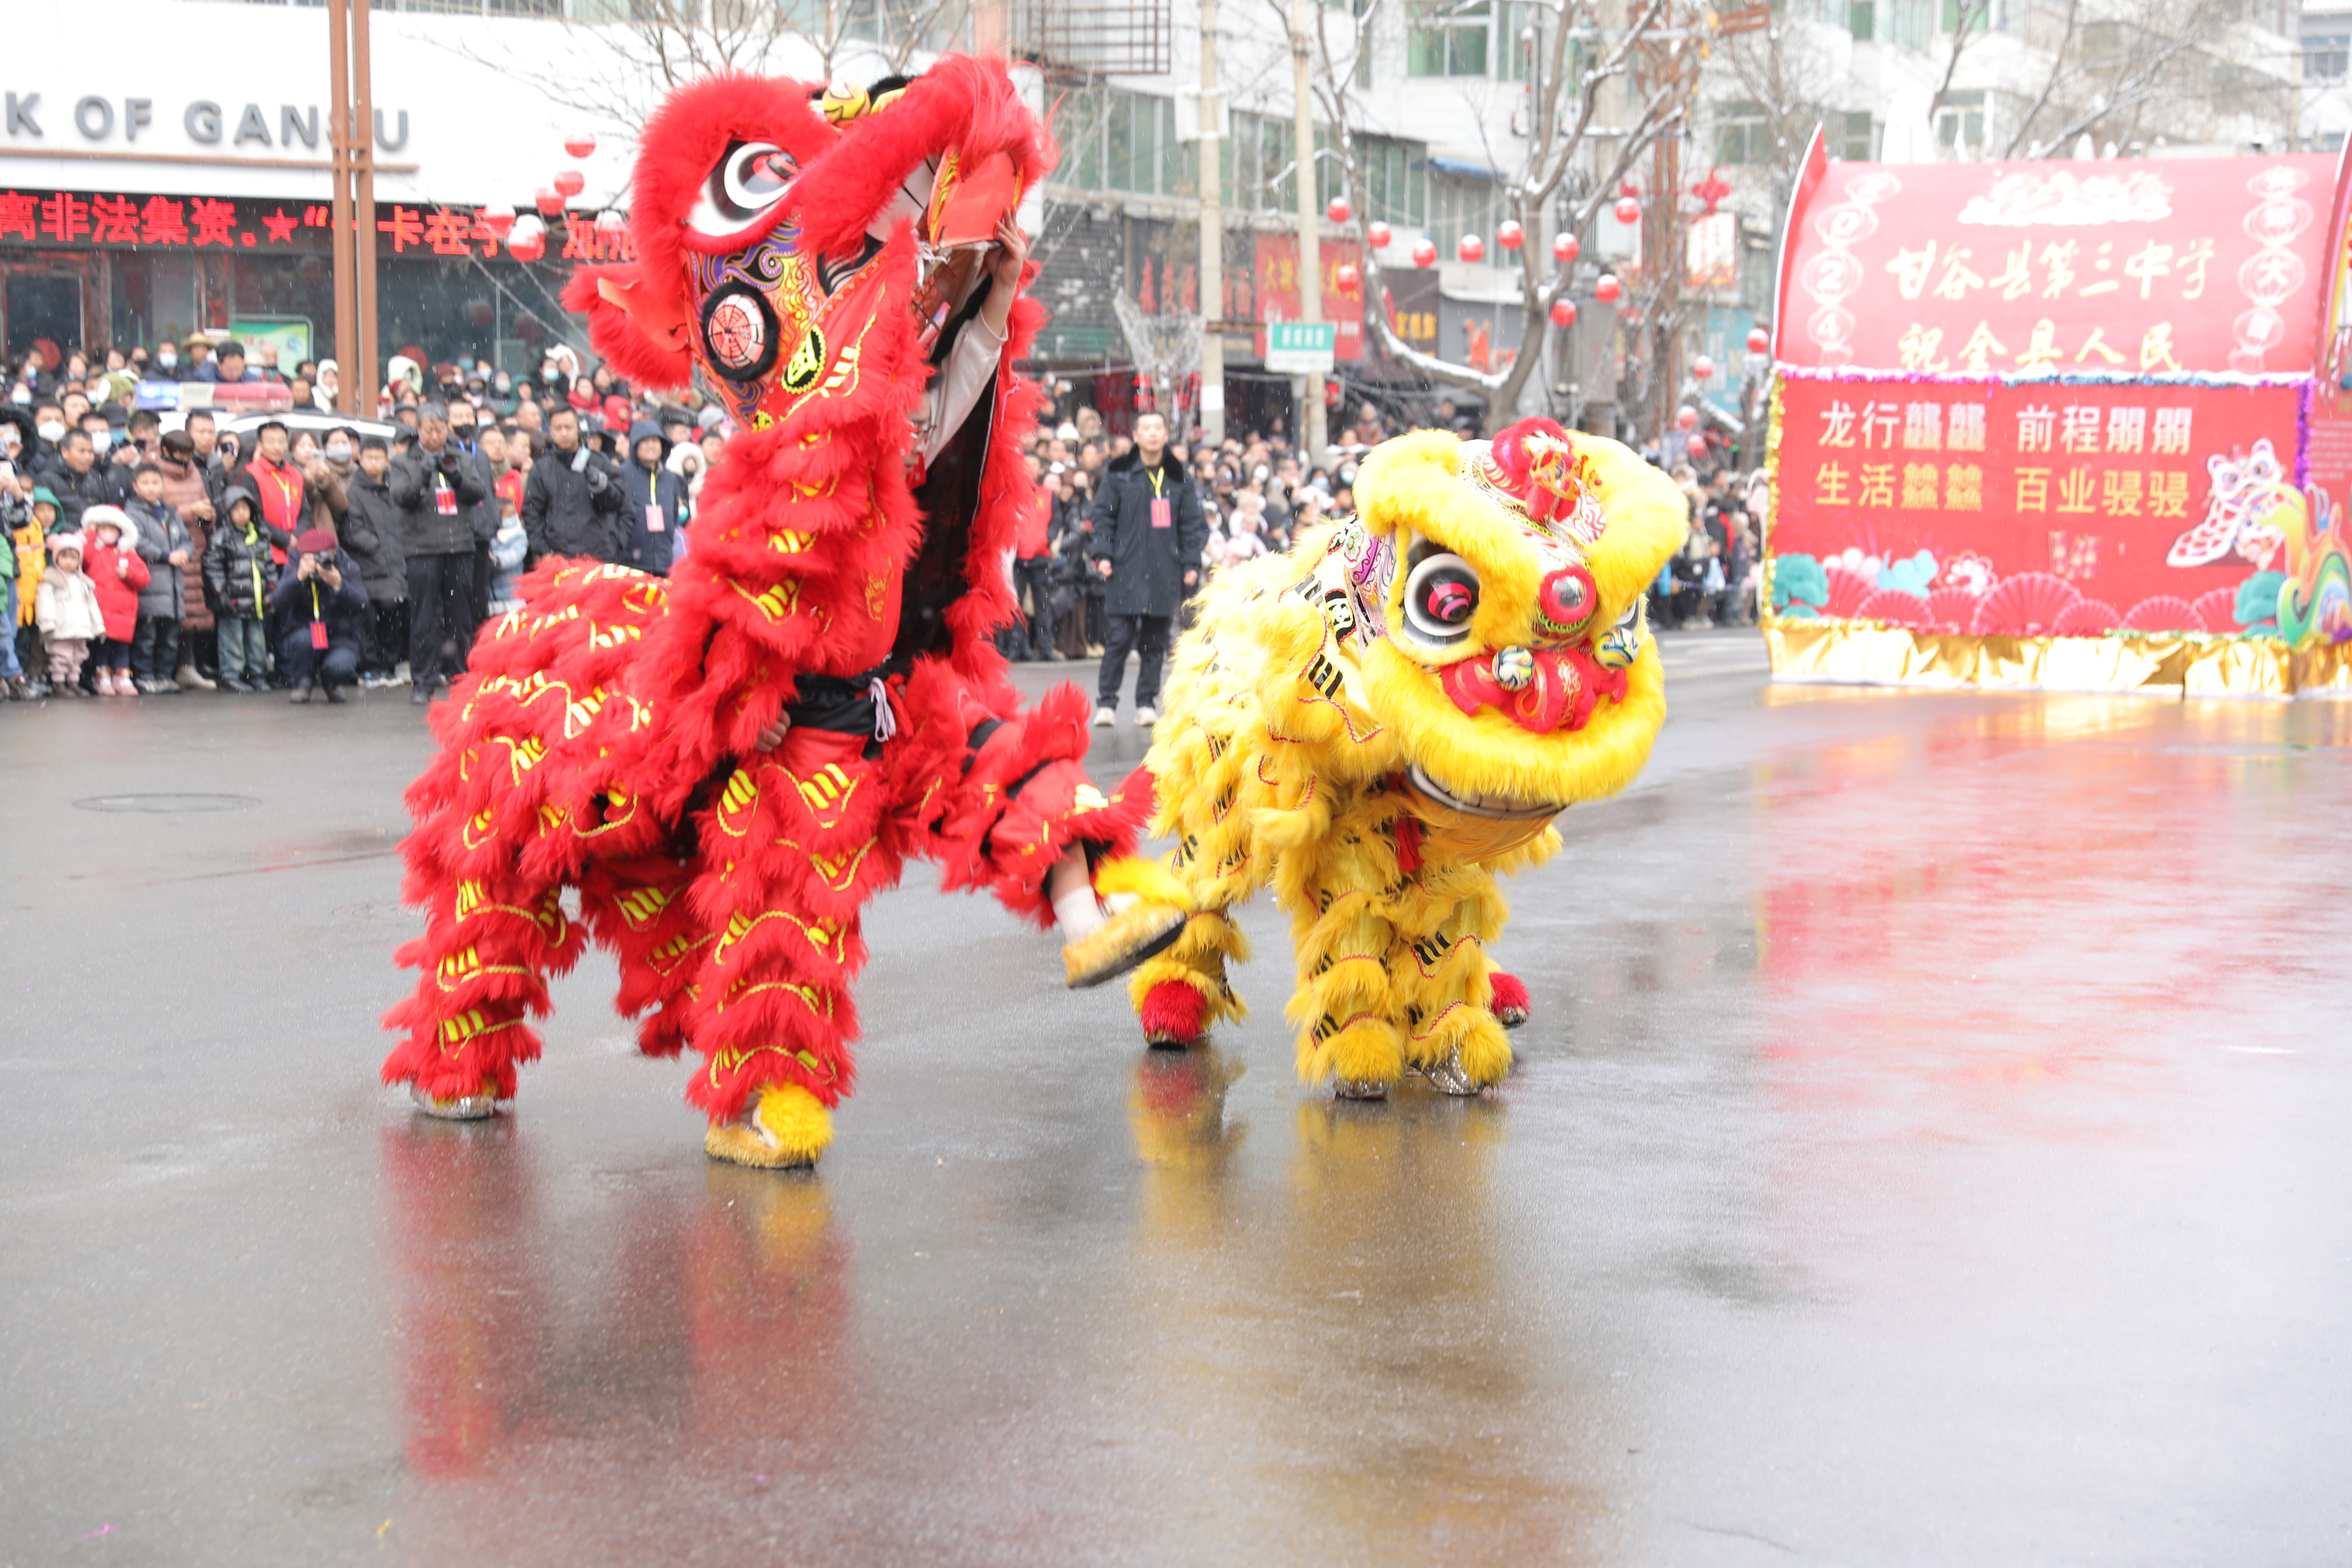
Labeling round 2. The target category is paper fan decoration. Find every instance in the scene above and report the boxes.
[2052,599,2120,636]
[2121,594,2200,632]
[1857,590,1933,627]
[1926,587,1981,633]
[2191,586,2241,632]
[1971,572,2082,636]
[1821,565,1876,618]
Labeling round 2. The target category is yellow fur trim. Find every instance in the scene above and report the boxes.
[1092,853,1191,909]
[1064,899,1187,988]
[704,1082,832,1168]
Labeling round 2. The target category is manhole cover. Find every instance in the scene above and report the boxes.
[74,794,260,813]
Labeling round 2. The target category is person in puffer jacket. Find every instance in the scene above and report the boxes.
[202,486,278,692]
[340,436,410,686]
[34,531,104,694]
[617,419,689,576]
[125,463,195,693]
[78,505,150,696]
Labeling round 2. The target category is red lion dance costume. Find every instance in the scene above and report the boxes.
[381,60,1174,1167]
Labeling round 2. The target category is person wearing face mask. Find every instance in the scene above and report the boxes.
[307,426,358,538]
[32,405,69,468]
[153,430,219,690]
[312,359,341,413]
[152,343,179,379]
[442,400,501,624]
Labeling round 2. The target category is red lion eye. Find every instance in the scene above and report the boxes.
[1537,565,1596,633]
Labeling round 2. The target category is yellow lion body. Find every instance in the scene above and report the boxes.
[1124,424,1688,1095]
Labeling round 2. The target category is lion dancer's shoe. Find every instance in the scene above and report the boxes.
[1058,850,1189,990]
[706,1082,834,1169]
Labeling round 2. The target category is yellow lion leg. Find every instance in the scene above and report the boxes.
[1129,909,1251,1042]
[704,1082,834,1169]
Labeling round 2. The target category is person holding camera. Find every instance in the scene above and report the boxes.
[521,405,624,568]
[270,528,368,704]
[388,402,487,705]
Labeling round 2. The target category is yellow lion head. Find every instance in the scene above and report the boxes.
[1263,419,1688,855]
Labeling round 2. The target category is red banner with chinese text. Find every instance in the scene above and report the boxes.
[1774,155,2338,378]
[1251,234,1365,361]
[0,188,631,262]
[1770,374,2303,632]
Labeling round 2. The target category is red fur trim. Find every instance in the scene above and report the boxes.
[561,265,695,392]
[1140,981,1207,1046]
[614,72,837,336]
[794,56,1058,263]
[1488,970,1530,1023]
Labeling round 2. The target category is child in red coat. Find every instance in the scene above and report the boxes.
[80,505,151,698]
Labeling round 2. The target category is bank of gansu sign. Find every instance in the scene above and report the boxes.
[3,91,411,155]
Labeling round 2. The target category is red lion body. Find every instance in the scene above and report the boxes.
[381,60,1143,1159]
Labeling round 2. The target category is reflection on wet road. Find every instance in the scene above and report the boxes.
[2,635,2346,1564]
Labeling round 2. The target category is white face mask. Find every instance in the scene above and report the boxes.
[326,442,353,463]
[157,351,177,370]
[37,420,65,443]
[88,429,113,452]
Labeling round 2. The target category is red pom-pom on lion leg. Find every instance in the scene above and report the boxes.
[380,59,1142,1166]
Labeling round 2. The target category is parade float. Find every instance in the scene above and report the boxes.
[1763,136,2352,696]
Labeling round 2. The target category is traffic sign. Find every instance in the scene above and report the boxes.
[1265,320,1336,373]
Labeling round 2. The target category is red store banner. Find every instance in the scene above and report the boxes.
[1251,233,1366,361]
[1770,374,2305,634]
[0,187,634,262]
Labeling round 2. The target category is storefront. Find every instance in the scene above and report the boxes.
[1,0,650,372]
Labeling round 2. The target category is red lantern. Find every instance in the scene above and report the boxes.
[533,188,564,217]
[514,314,545,345]
[1326,196,1352,225]
[594,209,626,237]
[1553,233,1579,264]
[1676,405,1698,430]
[1593,272,1622,304]
[1549,298,1576,329]
[1457,233,1485,264]
[1334,262,1361,290]
[564,132,598,160]
[1497,219,1523,250]
[479,203,517,238]
[1324,377,1343,410]
[466,298,495,330]
[1614,197,1641,225]
[1412,238,1438,268]
[553,169,587,199]
[1687,434,1708,459]
[507,227,546,263]
[1747,326,1770,354]
[1367,220,1392,249]
[1693,354,1716,380]
[1619,178,1642,199]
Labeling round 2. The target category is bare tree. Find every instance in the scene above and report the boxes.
[2001,0,2270,158]
[1304,0,1705,416]
[441,0,972,135]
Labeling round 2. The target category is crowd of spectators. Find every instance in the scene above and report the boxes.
[4,332,1758,713]
[4,338,720,704]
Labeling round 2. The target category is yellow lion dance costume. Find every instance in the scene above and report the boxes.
[1102,418,1685,1098]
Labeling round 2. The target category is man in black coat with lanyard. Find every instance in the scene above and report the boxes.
[1086,410,1205,728]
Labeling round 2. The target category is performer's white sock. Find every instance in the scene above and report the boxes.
[1049,850,1105,941]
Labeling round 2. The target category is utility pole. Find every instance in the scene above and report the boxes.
[327,0,379,416]
[1198,0,1226,446]
[1289,0,1326,465]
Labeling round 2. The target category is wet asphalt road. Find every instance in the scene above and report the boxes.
[2,631,2348,1566]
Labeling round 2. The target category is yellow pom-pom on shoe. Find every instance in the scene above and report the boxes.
[706,1082,834,1169]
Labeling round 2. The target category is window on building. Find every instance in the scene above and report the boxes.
[1357,134,1428,226]
[1716,101,1770,165]
[2308,32,2351,82]
[1408,0,1490,77]
[1837,111,1878,161]
[1056,89,1193,198]
[1940,0,1994,34]
[1225,111,1296,214]
[1934,90,1985,155]
[1428,166,1499,258]
[1848,0,1874,41]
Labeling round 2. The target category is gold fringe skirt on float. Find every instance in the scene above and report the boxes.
[1763,619,2352,700]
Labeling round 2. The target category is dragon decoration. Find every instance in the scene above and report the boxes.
[1110,421,1686,1097]
[380,60,1182,1168]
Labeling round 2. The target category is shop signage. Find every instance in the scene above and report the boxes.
[2,92,411,153]
[0,186,634,261]
[1265,321,1337,374]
